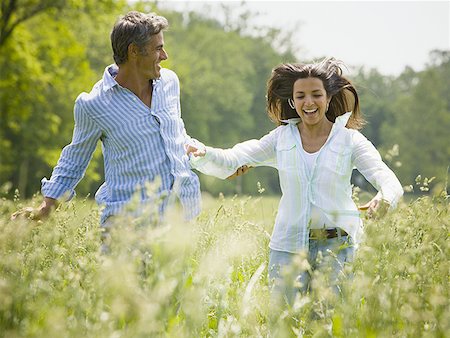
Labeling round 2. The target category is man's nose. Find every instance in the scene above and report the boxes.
[161,48,168,60]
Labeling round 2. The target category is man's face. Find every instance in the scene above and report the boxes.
[136,31,168,79]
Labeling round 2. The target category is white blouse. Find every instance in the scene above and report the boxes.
[190,112,404,253]
[301,150,332,230]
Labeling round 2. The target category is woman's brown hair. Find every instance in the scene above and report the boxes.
[266,57,365,129]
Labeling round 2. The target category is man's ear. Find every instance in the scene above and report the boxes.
[128,42,139,59]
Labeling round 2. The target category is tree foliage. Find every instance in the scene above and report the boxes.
[0,1,125,197]
[381,50,450,189]
[0,2,448,199]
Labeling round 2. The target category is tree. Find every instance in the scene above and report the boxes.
[351,68,397,147]
[381,50,450,189]
[0,2,124,197]
[0,0,122,47]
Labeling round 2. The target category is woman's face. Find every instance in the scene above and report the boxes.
[292,77,331,127]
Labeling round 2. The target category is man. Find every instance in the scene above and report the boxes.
[12,11,204,225]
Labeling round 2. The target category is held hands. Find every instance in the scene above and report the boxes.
[358,195,390,219]
[186,144,206,157]
[10,197,57,221]
[185,143,252,179]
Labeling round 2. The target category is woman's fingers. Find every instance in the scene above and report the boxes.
[186,144,205,157]
[359,198,389,219]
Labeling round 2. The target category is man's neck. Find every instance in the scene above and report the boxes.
[115,65,153,107]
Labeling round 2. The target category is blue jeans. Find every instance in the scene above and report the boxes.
[268,235,355,305]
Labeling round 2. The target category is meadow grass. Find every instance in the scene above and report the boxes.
[0,190,448,337]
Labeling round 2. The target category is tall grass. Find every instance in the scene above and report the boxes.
[0,190,448,337]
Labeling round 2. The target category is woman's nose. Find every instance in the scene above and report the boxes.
[304,95,314,106]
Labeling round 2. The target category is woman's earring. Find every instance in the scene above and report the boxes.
[288,99,295,110]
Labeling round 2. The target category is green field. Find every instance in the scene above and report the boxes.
[0,191,448,337]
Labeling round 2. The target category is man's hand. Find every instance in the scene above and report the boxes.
[10,197,57,221]
[227,165,252,180]
[358,196,390,219]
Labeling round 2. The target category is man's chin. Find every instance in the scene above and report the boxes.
[148,72,160,80]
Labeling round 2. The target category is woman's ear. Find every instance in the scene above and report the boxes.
[288,98,295,110]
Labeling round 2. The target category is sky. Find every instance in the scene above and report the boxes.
[157,0,450,76]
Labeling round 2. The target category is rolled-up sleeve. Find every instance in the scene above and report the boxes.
[351,130,403,207]
[190,128,279,179]
[41,96,102,200]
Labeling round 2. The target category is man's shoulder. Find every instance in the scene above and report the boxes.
[160,68,179,83]
[75,79,105,106]
[76,64,116,105]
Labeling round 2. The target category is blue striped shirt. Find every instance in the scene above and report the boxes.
[42,64,201,224]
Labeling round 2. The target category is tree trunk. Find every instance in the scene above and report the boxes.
[18,157,29,197]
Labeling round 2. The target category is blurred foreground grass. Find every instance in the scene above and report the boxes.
[0,191,448,337]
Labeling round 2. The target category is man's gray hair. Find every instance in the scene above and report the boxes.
[111,11,169,65]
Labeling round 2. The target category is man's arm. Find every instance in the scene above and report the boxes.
[11,96,102,221]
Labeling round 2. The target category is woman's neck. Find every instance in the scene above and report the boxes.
[298,118,333,153]
[299,118,333,139]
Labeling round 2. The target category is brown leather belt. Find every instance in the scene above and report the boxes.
[310,228,348,239]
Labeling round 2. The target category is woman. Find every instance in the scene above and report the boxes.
[188,58,403,304]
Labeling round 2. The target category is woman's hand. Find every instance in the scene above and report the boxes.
[186,144,206,157]
[358,195,390,219]
[185,143,251,179]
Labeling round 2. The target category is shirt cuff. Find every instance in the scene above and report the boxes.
[41,177,76,201]
[381,185,404,209]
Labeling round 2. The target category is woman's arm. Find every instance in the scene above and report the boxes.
[189,128,279,179]
[351,131,404,210]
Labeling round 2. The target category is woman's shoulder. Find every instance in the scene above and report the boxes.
[271,123,295,138]
[340,126,366,139]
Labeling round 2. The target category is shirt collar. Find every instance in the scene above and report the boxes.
[280,118,301,125]
[334,111,353,128]
[102,64,162,92]
[102,64,119,92]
